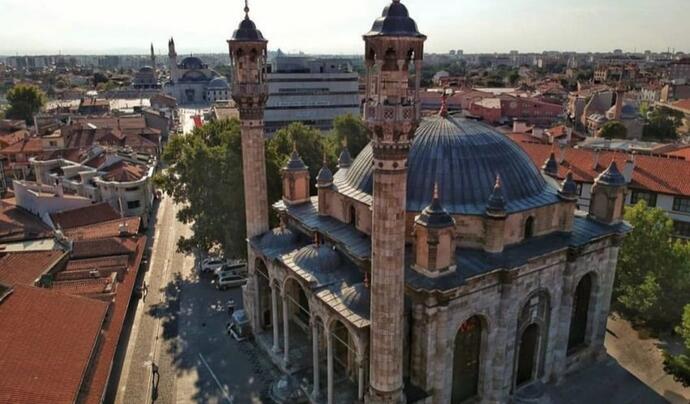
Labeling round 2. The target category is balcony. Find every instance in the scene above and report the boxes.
[363,104,417,123]
[231,83,269,98]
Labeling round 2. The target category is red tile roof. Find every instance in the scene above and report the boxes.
[0,285,108,404]
[71,237,139,259]
[0,199,53,242]
[0,129,28,147]
[510,135,690,196]
[0,250,66,287]
[63,217,141,241]
[672,99,690,112]
[50,202,120,230]
[101,160,148,182]
[0,136,42,154]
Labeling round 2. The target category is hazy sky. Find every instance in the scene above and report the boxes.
[1,0,688,56]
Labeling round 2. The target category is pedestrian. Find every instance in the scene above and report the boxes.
[227,299,236,317]
[141,281,149,302]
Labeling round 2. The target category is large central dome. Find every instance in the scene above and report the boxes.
[334,115,559,215]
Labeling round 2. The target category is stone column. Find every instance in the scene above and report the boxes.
[492,271,518,403]
[283,290,290,366]
[551,259,577,383]
[271,283,280,353]
[327,326,334,404]
[312,320,321,398]
[357,356,365,401]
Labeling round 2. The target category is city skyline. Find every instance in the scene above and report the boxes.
[1,0,689,56]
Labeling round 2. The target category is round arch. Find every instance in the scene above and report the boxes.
[513,289,551,389]
[567,271,598,354]
[451,314,490,403]
[255,258,272,330]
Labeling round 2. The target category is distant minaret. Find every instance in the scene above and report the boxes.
[150,43,156,69]
[363,0,426,402]
[168,37,178,82]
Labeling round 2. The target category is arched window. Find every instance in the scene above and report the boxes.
[514,292,550,389]
[516,324,540,386]
[256,259,272,330]
[568,273,593,354]
[452,316,483,403]
[524,217,535,239]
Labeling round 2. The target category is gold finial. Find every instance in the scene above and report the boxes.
[495,174,502,189]
[433,182,440,200]
[244,0,250,16]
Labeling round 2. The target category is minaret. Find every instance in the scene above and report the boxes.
[150,43,156,69]
[168,37,178,82]
[363,1,426,402]
[228,0,269,239]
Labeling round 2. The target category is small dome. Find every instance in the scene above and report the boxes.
[559,172,578,201]
[365,0,426,38]
[542,152,558,176]
[139,66,154,72]
[338,148,353,169]
[293,244,341,274]
[595,161,626,187]
[258,227,297,251]
[232,16,266,42]
[416,184,454,228]
[181,57,204,70]
[486,176,507,217]
[284,149,308,171]
[317,164,334,186]
[208,77,229,89]
[340,283,370,318]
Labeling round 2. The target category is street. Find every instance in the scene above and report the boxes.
[113,193,278,404]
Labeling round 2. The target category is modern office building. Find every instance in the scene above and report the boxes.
[264,55,360,133]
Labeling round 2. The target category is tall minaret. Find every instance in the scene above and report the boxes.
[168,37,178,82]
[363,1,426,403]
[228,0,269,239]
[150,43,156,69]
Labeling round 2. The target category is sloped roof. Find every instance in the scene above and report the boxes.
[63,217,141,241]
[50,202,120,230]
[101,160,148,182]
[0,200,53,243]
[0,250,66,287]
[0,285,108,404]
[71,237,139,259]
[0,137,42,154]
[510,135,690,196]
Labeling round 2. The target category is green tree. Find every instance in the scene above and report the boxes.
[267,122,338,190]
[664,304,690,387]
[156,120,339,258]
[328,114,370,157]
[93,72,109,85]
[6,84,46,124]
[599,120,628,139]
[643,106,683,141]
[615,201,690,328]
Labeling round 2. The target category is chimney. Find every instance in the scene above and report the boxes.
[119,222,129,236]
[532,127,544,139]
[557,142,566,164]
[55,179,64,198]
[593,148,601,169]
[566,127,573,144]
[623,153,635,183]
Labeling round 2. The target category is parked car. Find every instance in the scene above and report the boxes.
[215,273,247,290]
[226,309,251,341]
[201,257,226,273]
[214,263,247,278]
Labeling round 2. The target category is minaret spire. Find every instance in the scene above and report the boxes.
[244,0,249,16]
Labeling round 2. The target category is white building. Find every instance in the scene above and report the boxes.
[264,56,360,133]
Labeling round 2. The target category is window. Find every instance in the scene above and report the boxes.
[524,217,535,239]
[673,197,690,213]
[125,186,139,192]
[630,190,657,208]
[127,200,141,209]
[576,183,583,196]
[674,221,690,238]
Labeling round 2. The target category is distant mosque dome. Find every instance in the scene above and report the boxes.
[337,115,558,215]
[180,56,204,70]
[208,77,230,90]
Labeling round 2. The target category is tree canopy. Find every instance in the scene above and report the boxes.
[156,119,342,259]
[643,106,683,141]
[599,120,628,139]
[664,304,690,387]
[6,84,46,124]
[327,114,370,158]
[614,201,690,329]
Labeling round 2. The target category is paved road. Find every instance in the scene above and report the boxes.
[114,194,278,404]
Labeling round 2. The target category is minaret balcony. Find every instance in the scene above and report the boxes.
[364,103,418,124]
[231,83,268,99]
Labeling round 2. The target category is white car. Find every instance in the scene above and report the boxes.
[213,263,247,278]
[216,273,247,290]
[201,257,226,273]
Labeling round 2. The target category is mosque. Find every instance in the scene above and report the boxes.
[229,1,630,403]
[164,38,229,105]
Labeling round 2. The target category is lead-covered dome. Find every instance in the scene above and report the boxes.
[336,115,559,215]
[232,16,266,42]
[365,0,425,38]
[293,244,341,274]
[180,57,204,70]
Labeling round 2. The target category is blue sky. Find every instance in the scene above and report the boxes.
[1,0,688,55]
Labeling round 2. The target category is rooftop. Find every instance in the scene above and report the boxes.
[0,250,66,287]
[51,202,121,230]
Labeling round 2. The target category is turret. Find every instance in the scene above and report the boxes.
[316,156,333,216]
[485,176,507,253]
[558,171,578,232]
[413,183,456,276]
[589,161,627,224]
[281,147,310,206]
[542,152,558,178]
[168,37,178,82]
